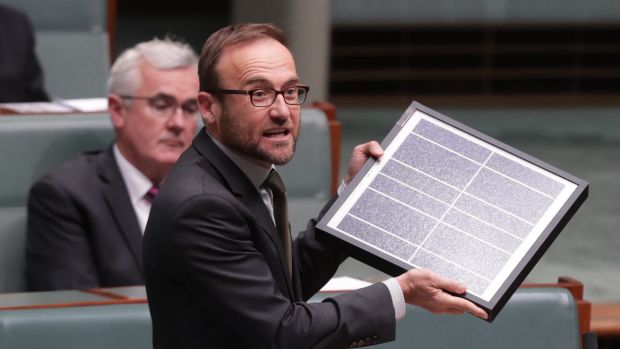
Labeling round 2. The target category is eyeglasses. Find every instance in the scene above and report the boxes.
[121,94,199,119]
[206,86,310,107]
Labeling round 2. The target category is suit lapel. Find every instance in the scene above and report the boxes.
[98,147,143,271]
[192,131,294,298]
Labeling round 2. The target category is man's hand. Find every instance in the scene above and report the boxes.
[396,269,488,320]
[344,141,384,185]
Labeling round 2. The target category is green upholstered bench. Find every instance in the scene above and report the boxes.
[279,108,333,235]
[0,108,335,292]
[383,288,581,349]
[314,287,583,349]
[0,113,114,207]
[0,208,28,293]
[3,0,111,99]
[35,31,110,99]
[0,303,152,349]
[0,114,114,293]
[0,287,582,349]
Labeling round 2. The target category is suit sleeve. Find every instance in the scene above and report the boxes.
[26,178,99,290]
[170,194,395,349]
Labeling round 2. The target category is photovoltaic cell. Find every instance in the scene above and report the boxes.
[317,101,588,321]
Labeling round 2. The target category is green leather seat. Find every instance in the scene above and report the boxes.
[279,108,332,235]
[0,208,27,292]
[1,0,107,32]
[0,113,114,207]
[0,109,333,292]
[35,31,110,98]
[0,303,152,349]
[0,114,114,293]
[0,287,581,349]
[376,287,580,349]
[2,0,110,99]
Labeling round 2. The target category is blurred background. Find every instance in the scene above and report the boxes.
[4,0,620,302]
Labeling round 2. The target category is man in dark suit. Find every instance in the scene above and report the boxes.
[143,24,486,349]
[26,38,200,291]
[0,4,49,102]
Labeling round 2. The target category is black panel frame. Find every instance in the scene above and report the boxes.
[317,100,589,321]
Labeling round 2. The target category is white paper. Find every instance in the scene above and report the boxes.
[0,98,108,114]
[319,276,372,292]
[0,102,74,113]
[58,98,108,112]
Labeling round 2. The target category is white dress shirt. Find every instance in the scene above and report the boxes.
[113,144,155,234]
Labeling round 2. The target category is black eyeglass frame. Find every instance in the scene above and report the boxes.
[205,86,310,107]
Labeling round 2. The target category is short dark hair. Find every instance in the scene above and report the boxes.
[198,23,289,92]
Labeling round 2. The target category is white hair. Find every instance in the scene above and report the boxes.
[107,37,198,96]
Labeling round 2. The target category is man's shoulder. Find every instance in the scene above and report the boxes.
[163,150,230,200]
[32,149,110,190]
[46,149,106,175]
[0,5,33,33]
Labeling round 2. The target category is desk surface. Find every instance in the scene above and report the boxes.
[0,290,111,310]
[0,286,146,311]
[592,303,620,337]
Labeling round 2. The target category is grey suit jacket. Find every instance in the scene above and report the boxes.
[26,147,144,291]
[143,130,396,349]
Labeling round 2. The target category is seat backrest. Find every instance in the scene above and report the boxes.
[375,287,581,349]
[0,303,152,349]
[0,113,113,293]
[0,113,114,207]
[279,108,332,200]
[0,109,332,291]
[2,1,111,98]
[0,110,331,206]
[1,0,107,32]
[35,31,110,99]
[279,108,333,234]
[0,207,27,293]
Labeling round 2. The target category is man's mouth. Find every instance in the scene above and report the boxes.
[160,139,184,147]
[263,128,290,138]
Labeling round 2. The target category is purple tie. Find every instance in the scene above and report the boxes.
[144,185,159,204]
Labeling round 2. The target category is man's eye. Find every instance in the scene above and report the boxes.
[182,102,199,113]
[252,90,268,98]
[151,99,174,110]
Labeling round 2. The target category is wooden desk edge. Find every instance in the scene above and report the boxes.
[591,303,620,337]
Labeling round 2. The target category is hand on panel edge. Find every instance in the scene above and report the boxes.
[344,141,384,185]
[396,269,489,320]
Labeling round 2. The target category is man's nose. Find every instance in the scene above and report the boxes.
[166,106,187,130]
[268,94,291,121]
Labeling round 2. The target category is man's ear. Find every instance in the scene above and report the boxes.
[108,94,126,129]
[197,91,219,126]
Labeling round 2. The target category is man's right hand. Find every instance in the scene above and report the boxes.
[396,269,488,320]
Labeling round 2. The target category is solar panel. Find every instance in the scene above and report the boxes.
[317,101,588,321]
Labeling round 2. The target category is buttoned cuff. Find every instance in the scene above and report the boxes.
[337,180,346,196]
[382,278,406,321]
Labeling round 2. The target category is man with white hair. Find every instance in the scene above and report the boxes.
[26,38,199,291]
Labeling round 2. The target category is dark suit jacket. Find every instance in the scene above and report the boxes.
[26,147,144,291]
[0,4,49,102]
[143,130,396,349]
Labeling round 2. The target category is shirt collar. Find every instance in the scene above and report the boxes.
[207,130,273,189]
[113,144,155,205]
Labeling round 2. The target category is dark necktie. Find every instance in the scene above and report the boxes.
[144,184,159,204]
[263,170,292,277]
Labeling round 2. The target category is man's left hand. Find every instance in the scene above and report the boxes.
[344,141,383,185]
